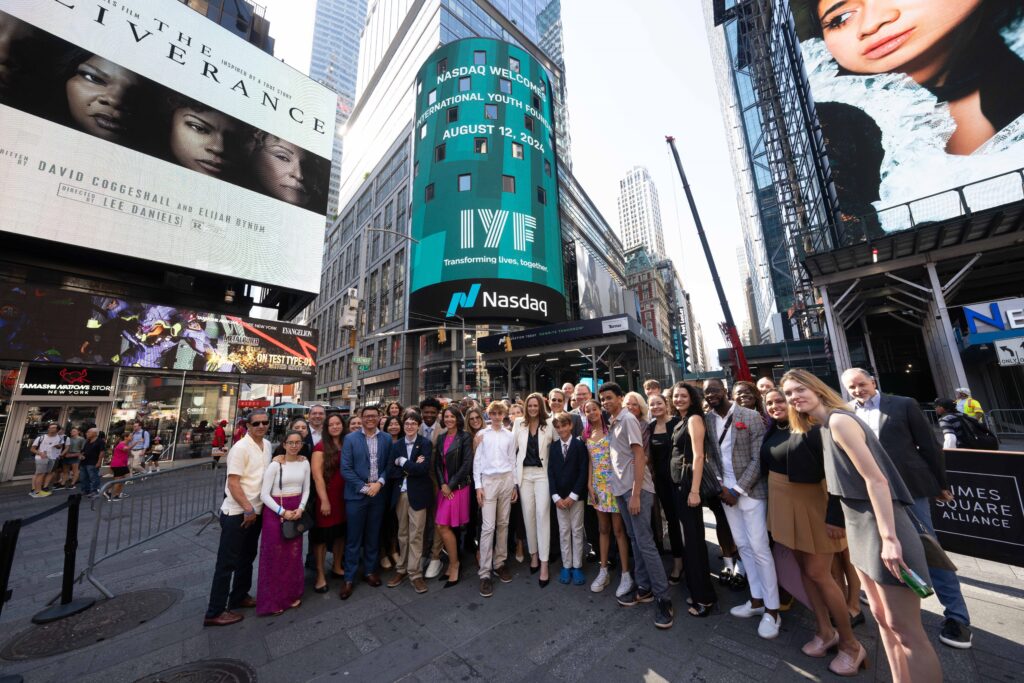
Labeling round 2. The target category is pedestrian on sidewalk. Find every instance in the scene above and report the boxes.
[79,427,105,497]
[106,433,132,501]
[583,398,631,596]
[548,412,588,586]
[474,401,517,598]
[62,427,85,489]
[387,411,434,594]
[128,421,150,475]
[599,382,674,629]
[29,423,65,498]
[310,413,346,592]
[204,409,272,626]
[512,393,553,586]
[256,430,310,616]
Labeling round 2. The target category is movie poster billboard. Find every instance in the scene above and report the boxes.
[409,38,566,324]
[0,284,318,378]
[575,242,624,319]
[0,1,335,293]
[789,2,1024,239]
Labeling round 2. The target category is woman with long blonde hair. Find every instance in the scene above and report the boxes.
[512,392,553,586]
[780,369,940,681]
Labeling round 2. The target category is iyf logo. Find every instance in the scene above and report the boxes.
[460,210,535,252]
[447,284,481,317]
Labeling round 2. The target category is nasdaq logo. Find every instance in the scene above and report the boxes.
[446,284,481,317]
[459,210,535,253]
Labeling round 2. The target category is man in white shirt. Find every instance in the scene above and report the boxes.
[307,405,326,447]
[30,423,66,498]
[474,401,518,598]
[204,410,272,627]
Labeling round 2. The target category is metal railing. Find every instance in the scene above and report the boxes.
[989,409,1024,439]
[80,460,224,598]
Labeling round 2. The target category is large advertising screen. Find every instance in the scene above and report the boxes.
[0,1,335,293]
[790,3,1024,239]
[575,242,624,319]
[0,283,318,378]
[409,38,566,324]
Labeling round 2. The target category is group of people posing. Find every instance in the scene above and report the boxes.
[206,367,970,682]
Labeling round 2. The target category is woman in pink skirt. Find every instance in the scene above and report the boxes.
[257,430,310,616]
[433,406,474,588]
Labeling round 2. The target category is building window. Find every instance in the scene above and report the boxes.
[419,124,427,139]
[524,115,534,133]
[537,187,547,204]
[436,58,447,76]
[473,50,486,65]
[459,76,471,92]
[484,104,498,120]
[509,57,520,73]
[434,143,446,162]
[416,80,422,94]
[511,142,524,159]
[425,183,435,202]
[458,174,471,192]
[502,175,515,193]
[414,161,419,177]
[447,107,458,123]
[532,94,541,110]
[544,159,551,176]
[427,89,436,105]
[499,78,511,94]
[474,137,488,153]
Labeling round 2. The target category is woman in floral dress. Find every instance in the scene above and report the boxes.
[583,399,632,596]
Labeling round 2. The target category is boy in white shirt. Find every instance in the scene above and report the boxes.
[474,401,518,598]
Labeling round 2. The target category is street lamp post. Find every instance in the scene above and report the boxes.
[352,227,419,411]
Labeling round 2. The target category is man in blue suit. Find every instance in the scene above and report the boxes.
[548,413,589,586]
[386,411,434,593]
[340,404,393,599]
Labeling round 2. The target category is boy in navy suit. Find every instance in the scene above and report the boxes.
[386,411,433,594]
[548,413,588,586]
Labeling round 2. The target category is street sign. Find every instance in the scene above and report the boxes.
[995,337,1024,366]
[357,364,371,372]
[353,356,372,365]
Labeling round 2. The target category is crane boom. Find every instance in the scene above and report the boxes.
[665,135,752,381]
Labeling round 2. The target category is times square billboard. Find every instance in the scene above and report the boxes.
[789,2,1024,240]
[0,1,336,293]
[409,38,567,324]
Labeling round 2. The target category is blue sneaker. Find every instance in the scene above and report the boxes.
[559,567,571,584]
[571,568,586,586]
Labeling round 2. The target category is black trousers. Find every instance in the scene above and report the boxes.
[673,486,717,606]
[206,512,261,618]
[651,460,684,559]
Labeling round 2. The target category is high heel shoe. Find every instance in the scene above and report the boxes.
[314,583,329,594]
[828,644,868,677]
[687,602,715,618]
[443,563,462,589]
[530,564,540,575]
[801,631,840,658]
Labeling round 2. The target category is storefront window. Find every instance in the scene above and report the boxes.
[0,362,19,465]
[180,380,237,459]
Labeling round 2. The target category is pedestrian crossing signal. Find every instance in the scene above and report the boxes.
[504,335,513,352]
[438,327,447,344]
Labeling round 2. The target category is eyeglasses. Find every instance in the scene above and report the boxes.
[250,420,269,426]
[284,440,303,446]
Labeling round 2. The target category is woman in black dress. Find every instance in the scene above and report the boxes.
[647,393,683,583]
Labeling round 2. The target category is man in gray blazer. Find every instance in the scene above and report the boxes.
[843,368,971,649]
[704,379,779,640]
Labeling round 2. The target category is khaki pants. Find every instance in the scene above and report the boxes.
[519,467,551,561]
[395,492,427,579]
[556,499,586,568]
[479,472,514,579]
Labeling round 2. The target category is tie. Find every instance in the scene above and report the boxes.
[562,442,568,461]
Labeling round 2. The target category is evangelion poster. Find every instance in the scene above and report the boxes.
[0,284,317,378]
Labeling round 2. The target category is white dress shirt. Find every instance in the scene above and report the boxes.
[715,404,738,490]
[310,427,323,447]
[396,437,417,493]
[853,392,882,437]
[473,427,515,487]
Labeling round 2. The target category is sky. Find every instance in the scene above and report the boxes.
[261,0,748,369]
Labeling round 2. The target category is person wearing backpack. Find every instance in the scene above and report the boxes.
[935,399,999,451]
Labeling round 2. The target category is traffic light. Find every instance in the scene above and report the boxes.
[504,335,513,352]
[438,326,447,344]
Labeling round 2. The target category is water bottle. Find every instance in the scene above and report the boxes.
[900,566,935,599]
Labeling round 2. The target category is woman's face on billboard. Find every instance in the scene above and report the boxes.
[66,55,142,143]
[253,136,312,207]
[169,108,238,177]
[817,0,983,83]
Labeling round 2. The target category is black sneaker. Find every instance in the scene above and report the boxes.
[636,588,654,604]
[939,618,972,649]
[617,591,639,607]
[655,598,674,629]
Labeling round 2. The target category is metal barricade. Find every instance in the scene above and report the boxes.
[989,409,1024,439]
[81,460,224,598]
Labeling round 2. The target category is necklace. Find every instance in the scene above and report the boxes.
[776,423,790,431]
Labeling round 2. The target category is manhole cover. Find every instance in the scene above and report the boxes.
[0,588,180,660]
[134,658,257,683]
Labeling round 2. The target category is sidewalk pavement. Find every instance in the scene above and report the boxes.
[0,473,1021,682]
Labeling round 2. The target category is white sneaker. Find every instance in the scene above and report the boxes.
[757,613,781,639]
[425,559,442,579]
[590,567,610,593]
[730,600,766,618]
[615,571,634,598]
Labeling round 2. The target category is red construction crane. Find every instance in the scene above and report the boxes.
[665,136,752,381]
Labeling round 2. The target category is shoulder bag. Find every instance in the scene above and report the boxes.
[680,415,725,502]
[278,461,314,540]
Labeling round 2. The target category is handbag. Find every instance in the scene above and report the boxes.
[277,462,314,540]
[680,416,724,502]
[905,506,957,572]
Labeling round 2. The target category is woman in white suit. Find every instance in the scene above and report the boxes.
[513,392,554,586]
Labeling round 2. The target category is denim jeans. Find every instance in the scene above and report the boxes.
[79,465,101,494]
[911,497,970,625]
[616,489,669,600]
[206,512,261,618]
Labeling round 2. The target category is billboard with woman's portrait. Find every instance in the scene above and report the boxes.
[790,1,1024,239]
[0,1,335,293]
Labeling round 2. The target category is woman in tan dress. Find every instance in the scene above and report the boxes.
[761,389,863,668]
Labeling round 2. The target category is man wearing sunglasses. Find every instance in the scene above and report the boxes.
[205,409,273,626]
